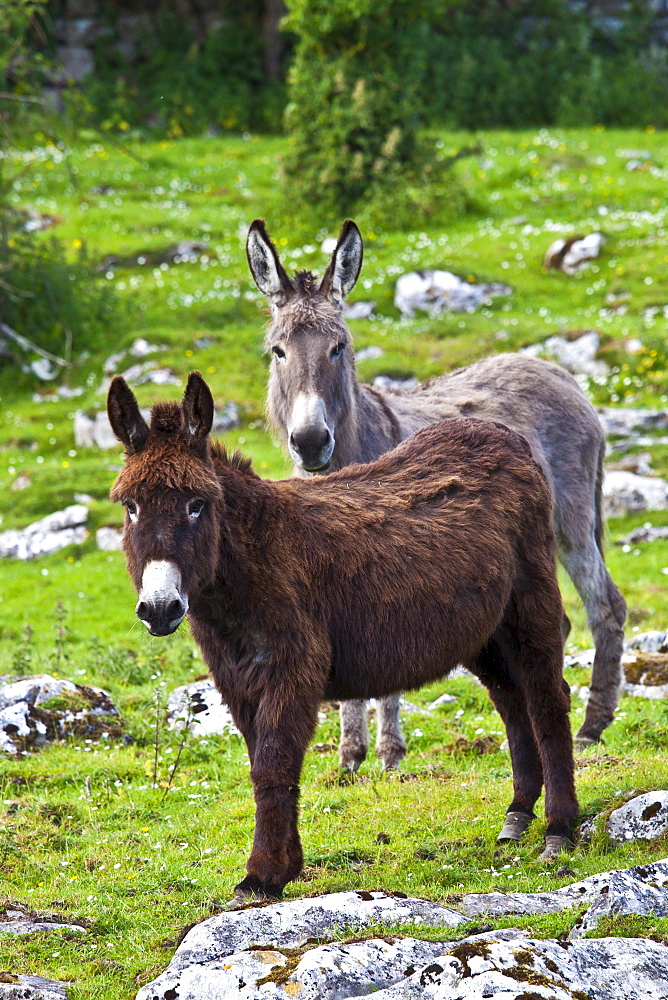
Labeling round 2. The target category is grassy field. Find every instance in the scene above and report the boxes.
[2,125,668,998]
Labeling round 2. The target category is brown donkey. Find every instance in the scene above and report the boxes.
[247,218,626,765]
[108,372,578,901]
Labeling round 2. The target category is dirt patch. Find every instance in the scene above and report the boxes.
[447,735,501,755]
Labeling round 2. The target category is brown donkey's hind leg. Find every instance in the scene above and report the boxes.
[471,640,544,844]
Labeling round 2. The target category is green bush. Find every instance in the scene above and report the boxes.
[1,229,123,363]
[282,0,467,229]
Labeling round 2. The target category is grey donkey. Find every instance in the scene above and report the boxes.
[247,218,626,769]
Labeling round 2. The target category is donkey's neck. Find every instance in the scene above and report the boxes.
[329,382,402,471]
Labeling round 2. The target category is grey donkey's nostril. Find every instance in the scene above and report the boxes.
[290,426,332,453]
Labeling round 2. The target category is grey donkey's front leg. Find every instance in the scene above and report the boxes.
[375,693,406,769]
[339,696,406,771]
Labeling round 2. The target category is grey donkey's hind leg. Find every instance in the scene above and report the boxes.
[560,542,627,745]
[339,696,406,771]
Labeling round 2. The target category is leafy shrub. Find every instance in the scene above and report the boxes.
[282,0,467,229]
[1,228,123,363]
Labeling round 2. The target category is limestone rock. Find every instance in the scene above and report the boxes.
[544,232,605,274]
[0,505,88,560]
[168,891,463,973]
[1,904,85,941]
[0,975,70,999]
[0,674,121,755]
[211,401,241,434]
[461,858,668,939]
[95,526,124,551]
[167,680,238,738]
[136,890,668,1000]
[520,330,608,378]
[607,791,668,844]
[603,470,668,517]
[394,270,511,317]
[345,301,376,321]
[616,524,668,545]
[355,344,384,361]
[598,407,668,437]
[374,375,420,392]
[623,650,668,699]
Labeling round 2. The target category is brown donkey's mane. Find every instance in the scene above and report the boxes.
[109,371,578,903]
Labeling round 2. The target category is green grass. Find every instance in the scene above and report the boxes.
[2,124,668,998]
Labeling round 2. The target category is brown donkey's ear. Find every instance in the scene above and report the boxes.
[182,371,214,442]
[107,376,150,454]
[246,219,294,308]
[320,220,363,304]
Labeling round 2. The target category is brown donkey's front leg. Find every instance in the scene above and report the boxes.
[233,696,319,901]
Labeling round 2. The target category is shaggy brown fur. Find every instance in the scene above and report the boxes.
[109,372,578,901]
[247,218,626,761]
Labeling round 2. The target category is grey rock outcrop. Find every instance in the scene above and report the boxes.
[0,505,88,560]
[0,975,70,999]
[136,882,668,1000]
[136,890,465,1000]
[461,858,668,939]
[1,903,86,940]
[394,270,511,317]
[607,791,668,844]
[603,470,668,516]
[0,674,121,754]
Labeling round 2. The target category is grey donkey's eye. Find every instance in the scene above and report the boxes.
[272,345,286,360]
[188,498,205,520]
[330,343,345,360]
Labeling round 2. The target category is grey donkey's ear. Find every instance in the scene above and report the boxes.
[247,219,294,307]
[320,220,363,304]
[182,371,214,441]
[107,376,149,454]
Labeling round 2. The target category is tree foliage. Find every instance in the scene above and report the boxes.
[282,0,467,229]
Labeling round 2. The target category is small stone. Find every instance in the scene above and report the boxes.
[167,680,238,738]
[544,232,605,274]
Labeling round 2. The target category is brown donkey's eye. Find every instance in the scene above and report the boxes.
[330,343,345,360]
[188,499,205,520]
[123,500,138,521]
[272,345,286,360]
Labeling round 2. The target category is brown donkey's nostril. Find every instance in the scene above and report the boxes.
[136,600,150,620]
[165,598,184,619]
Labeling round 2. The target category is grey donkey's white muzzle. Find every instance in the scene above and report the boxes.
[288,393,335,472]
[136,560,189,636]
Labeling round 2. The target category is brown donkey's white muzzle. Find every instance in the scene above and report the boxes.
[136,560,188,636]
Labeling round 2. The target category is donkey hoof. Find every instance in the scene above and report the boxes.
[497,810,533,842]
[233,875,282,903]
[539,835,573,862]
